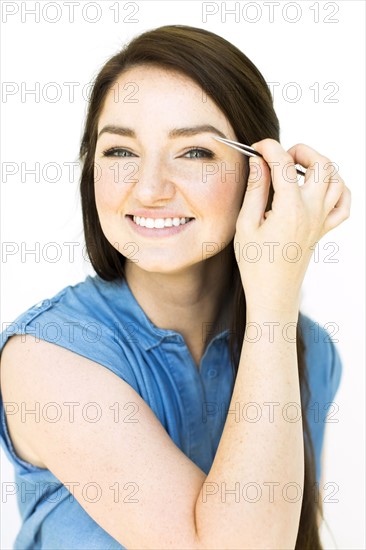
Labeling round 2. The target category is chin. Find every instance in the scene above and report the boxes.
[128,253,198,275]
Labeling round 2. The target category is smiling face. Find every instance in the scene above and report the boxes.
[94,64,246,274]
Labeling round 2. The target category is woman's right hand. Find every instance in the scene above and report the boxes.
[234,138,351,314]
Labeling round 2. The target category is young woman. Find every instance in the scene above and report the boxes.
[0,25,350,549]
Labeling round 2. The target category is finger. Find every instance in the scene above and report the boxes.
[322,185,351,233]
[238,156,271,229]
[286,143,338,193]
[251,139,300,201]
[324,176,345,215]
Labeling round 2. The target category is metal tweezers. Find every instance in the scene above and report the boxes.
[213,136,306,177]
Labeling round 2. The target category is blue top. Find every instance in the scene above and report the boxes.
[0,274,343,549]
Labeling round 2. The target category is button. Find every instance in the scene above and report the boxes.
[35,299,51,309]
[207,368,218,379]
[169,334,183,342]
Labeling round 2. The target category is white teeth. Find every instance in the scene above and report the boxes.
[145,218,155,228]
[132,216,192,228]
[155,218,165,229]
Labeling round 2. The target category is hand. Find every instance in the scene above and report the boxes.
[234,139,351,313]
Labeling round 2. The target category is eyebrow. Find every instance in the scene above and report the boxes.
[97,124,228,140]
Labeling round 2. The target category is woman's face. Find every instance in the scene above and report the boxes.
[94,65,246,273]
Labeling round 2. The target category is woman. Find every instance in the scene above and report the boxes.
[0,25,350,549]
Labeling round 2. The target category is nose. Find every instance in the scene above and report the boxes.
[132,156,176,204]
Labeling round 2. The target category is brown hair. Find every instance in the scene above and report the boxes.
[79,24,323,548]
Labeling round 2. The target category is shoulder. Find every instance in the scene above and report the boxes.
[0,274,140,390]
[298,311,343,402]
[0,274,151,471]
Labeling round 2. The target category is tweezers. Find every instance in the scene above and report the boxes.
[213,136,306,177]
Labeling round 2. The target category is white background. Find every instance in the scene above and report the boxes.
[1,1,365,548]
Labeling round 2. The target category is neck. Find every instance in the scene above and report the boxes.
[124,249,234,363]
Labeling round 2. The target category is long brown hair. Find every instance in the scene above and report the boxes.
[79,24,323,549]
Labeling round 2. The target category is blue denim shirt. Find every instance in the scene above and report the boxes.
[0,274,343,549]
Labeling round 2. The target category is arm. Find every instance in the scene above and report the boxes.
[0,335,206,550]
[196,137,350,549]
[195,306,304,549]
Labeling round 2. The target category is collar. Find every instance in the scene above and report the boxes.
[93,274,231,352]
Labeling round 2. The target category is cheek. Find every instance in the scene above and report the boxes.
[200,168,245,219]
[197,169,246,246]
[94,166,129,212]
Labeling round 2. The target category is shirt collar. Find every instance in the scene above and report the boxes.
[94,275,231,352]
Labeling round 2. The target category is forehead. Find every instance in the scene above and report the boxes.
[107,64,204,100]
[98,64,232,131]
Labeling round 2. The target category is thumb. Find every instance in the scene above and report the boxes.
[238,156,271,228]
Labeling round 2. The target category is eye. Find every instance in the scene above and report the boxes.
[102,147,137,158]
[183,147,215,159]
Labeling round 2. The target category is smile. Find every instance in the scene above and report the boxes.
[125,215,195,238]
[132,216,193,228]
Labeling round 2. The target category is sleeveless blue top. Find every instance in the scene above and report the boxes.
[0,274,343,549]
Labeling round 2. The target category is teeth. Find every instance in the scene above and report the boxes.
[132,216,192,228]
